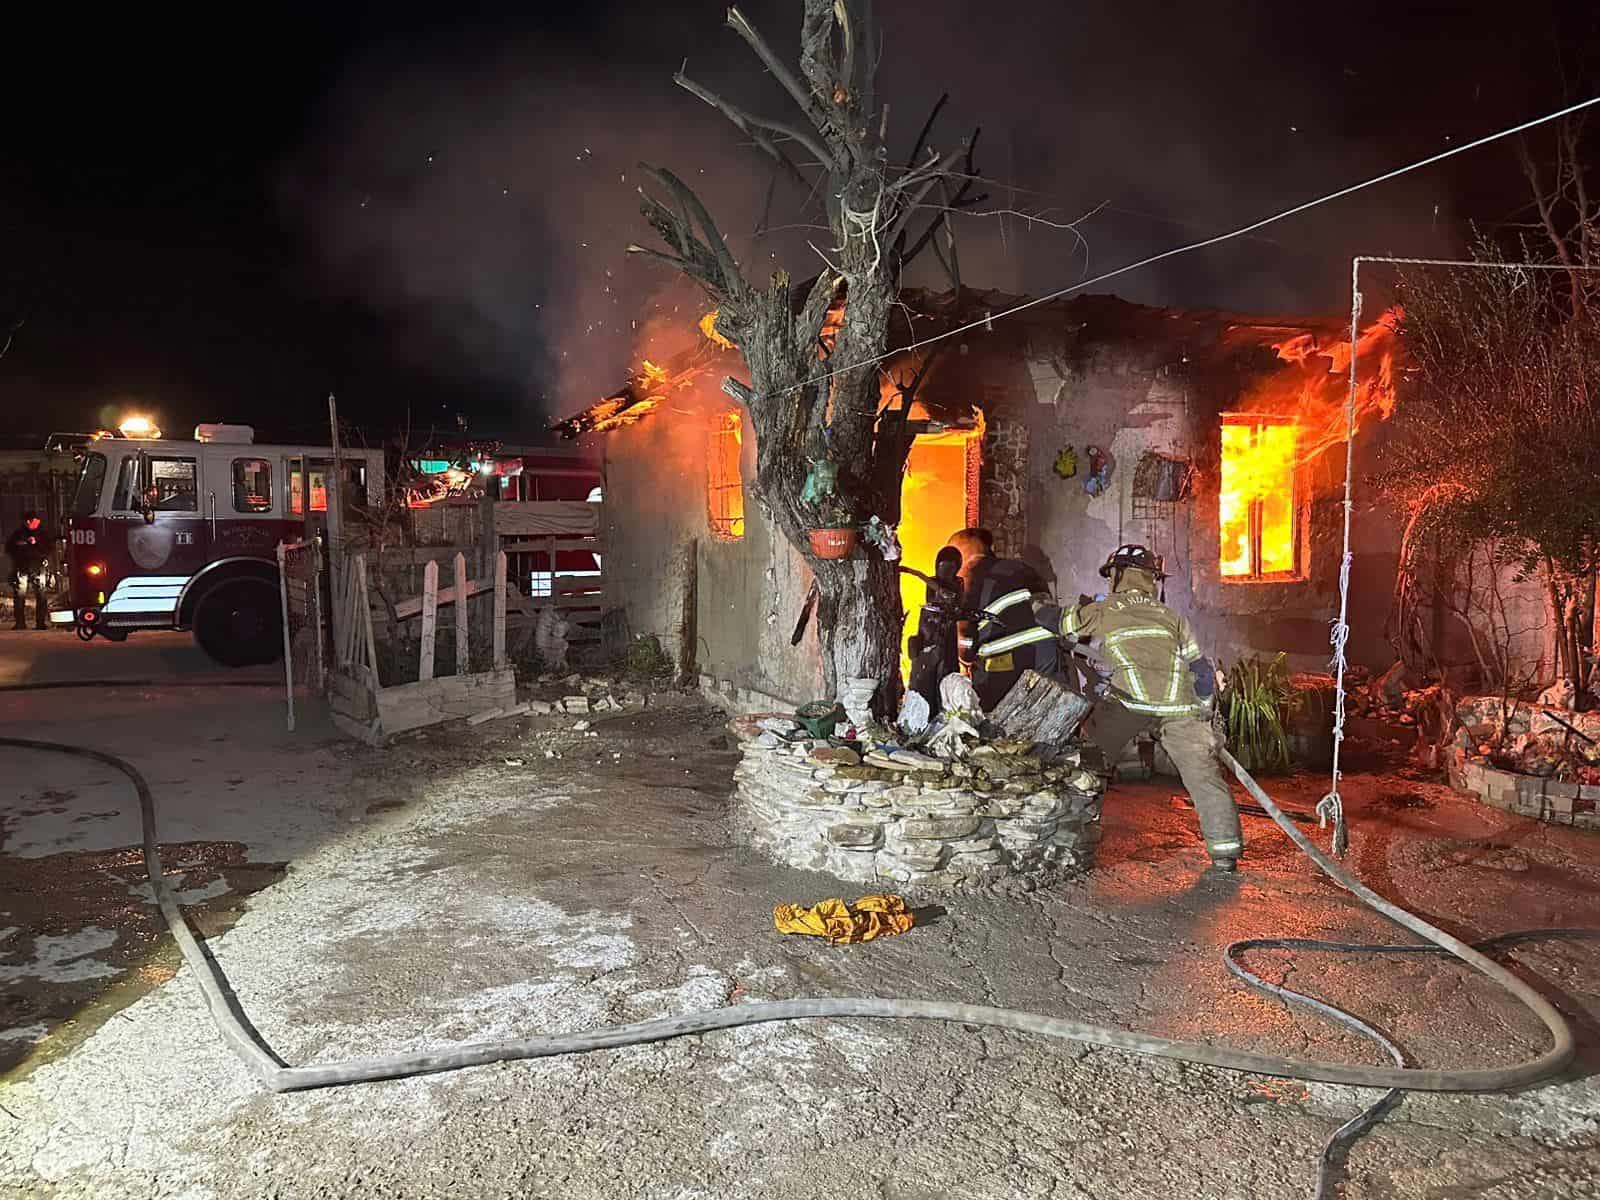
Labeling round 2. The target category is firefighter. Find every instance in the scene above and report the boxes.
[1039,544,1244,873]
[948,527,1060,710]
[904,545,966,711]
[5,511,51,631]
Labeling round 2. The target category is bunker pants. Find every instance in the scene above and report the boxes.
[1084,701,1244,865]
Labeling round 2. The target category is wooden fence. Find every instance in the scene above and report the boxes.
[280,495,612,739]
[327,550,516,743]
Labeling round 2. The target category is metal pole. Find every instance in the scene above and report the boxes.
[276,542,295,732]
[311,537,326,693]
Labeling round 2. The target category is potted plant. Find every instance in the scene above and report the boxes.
[808,497,858,559]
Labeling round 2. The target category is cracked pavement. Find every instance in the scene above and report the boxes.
[2,655,1599,1198]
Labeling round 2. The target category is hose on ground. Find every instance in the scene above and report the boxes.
[2,732,1592,1195]
[0,679,277,691]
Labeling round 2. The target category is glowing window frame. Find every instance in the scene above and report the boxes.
[1218,412,1305,583]
[706,408,746,540]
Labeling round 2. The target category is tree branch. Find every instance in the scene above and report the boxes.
[1520,136,1586,316]
[0,316,21,363]
[625,243,691,273]
[905,93,949,173]
[852,0,877,130]
[898,150,973,265]
[885,143,968,246]
[728,4,839,144]
[639,165,749,297]
[796,1,840,122]
[675,70,832,184]
[1563,118,1594,269]
[635,193,729,293]
[722,376,756,405]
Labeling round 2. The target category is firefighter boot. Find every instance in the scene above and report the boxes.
[1158,717,1245,869]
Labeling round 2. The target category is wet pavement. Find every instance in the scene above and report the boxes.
[0,631,361,1075]
[0,651,1597,1198]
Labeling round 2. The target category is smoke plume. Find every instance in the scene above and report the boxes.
[282,0,1552,426]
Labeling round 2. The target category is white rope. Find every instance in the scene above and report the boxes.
[1319,260,1365,856]
[731,95,1600,405]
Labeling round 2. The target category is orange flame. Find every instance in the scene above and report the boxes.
[1219,416,1299,578]
[1255,306,1402,467]
[699,310,734,349]
[586,394,662,433]
[1218,307,1401,579]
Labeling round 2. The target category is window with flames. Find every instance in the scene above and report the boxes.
[707,408,746,540]
[1219,413,1302,581]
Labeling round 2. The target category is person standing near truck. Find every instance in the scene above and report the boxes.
[6,511,51,631]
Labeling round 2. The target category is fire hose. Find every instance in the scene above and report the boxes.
[1,725,1593,1198]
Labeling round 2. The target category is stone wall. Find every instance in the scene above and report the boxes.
[729,718,1104,889]
[1446,694,1600,831]
[1446,749,1600,830]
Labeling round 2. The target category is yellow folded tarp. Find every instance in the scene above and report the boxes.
[772,894,915,945]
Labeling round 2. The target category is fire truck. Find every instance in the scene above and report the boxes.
[64,423,383,666]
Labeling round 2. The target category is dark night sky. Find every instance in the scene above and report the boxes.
[0,0,1594,446]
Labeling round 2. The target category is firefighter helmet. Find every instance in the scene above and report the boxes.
[1098,543,1166,582]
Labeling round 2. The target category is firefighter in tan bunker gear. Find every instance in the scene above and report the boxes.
[1041,544,1244,872]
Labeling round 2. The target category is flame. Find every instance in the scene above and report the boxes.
[1219,417,1298,578]
[707,408,746,538]
[898,422,982,677]
[1218,307,1402,579]
[699,310,734,349]
[582,393,662,434]
[118,414,161,439]
[1254,306,1402,468]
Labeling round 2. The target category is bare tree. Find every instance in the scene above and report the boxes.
[1517,112,1599,320]
[1382,231,1600,707]
[628,1,978,709]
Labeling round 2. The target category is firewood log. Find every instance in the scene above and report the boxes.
[990,670,1092,746]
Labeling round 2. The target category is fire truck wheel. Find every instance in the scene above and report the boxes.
[193,578,282,668]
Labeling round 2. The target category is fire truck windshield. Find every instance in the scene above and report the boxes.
[72,452,108,517]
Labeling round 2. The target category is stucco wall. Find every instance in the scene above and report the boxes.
[598,417,700,671]
[589,299,1432,706]
[1018,349,1399,674]
[597,394,822,710]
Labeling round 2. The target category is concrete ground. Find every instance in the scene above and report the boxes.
[1,632,1597,1199]
[0,630,362,1073]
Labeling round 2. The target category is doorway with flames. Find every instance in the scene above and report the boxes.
[897,428,984,676]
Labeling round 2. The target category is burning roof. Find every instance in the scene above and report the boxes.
[550,286,1379,441]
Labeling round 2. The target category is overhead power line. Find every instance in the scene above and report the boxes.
[748,93,1600,402]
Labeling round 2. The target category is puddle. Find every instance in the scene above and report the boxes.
[0,839,285,1078]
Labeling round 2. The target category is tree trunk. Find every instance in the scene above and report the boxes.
[631,0,976,720]
[813,550,902,712]
[1579,566,1597,706]
[1545,561,1574,698]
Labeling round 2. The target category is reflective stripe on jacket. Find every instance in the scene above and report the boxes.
[1056,570,1205,716]
[959,556,1050,670]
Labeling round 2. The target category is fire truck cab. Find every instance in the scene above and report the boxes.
[65,424,383,666]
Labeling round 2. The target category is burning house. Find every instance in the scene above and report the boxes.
[556,287,1407,713]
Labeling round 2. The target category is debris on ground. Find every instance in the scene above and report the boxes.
[772,894,916,944]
